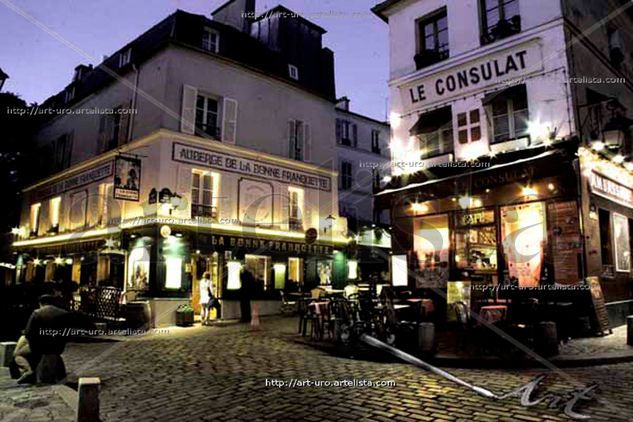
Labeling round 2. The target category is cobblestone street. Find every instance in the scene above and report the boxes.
[50,317,633,421]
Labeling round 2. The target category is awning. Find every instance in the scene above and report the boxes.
[481,84,525,105]
[409,106,452,135]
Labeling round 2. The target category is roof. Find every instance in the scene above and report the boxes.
[336,108,389,127]
[371,0,407,22]
[254,5,327,34]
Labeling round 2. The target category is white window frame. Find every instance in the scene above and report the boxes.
[195,93,221,139]
[457,109,482,144]
[488,93,529,144]
[191,170,219,219]
[288,64,299,80]
[202,27,220,53]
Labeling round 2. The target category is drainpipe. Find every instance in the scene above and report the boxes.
[127,63,140,142]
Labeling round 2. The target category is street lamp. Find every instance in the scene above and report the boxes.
[0,68,8,91]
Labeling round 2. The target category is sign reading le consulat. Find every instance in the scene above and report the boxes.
[173,143,332,192]
[401,40,543,110]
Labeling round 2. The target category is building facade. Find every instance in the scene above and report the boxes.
[373,0,633,326]
[13,0,352,323]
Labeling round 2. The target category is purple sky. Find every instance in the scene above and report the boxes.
[0,0,389,120]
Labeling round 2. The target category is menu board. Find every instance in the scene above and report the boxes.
[547,201,582,284]
[587,276,612,336]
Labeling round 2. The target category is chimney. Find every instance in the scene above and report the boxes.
[73,64,93,82]
[336,96,351,111]
[211,0,255,33]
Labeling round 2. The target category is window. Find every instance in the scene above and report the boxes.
[54,133,73,171]
[341,161,353,190]
[288,64,299,80]
[30,203,41,236]
[371,130,381,153]
[244,255,271,291]
[288,120,311,161]
[49,197,61,232]
[191,170,218,219]
[481,0,521,45]
[202,27,220,53]
[98,106,126,152]
[98,183,113,226]
[612,213,631,272]
[415,9,449,70]
[119,48,132,67]
[65,87,75,103]
[454,210,497,273]
[69,191,88,230]
[288,187,304,231]
[488,85,529,144]
[457,109,482,144]
[410,106,454,159]
[413,214,450,272]
[195,94,221,139]
[336,119,357,147]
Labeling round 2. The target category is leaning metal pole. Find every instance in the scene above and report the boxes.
[360,334,498,399]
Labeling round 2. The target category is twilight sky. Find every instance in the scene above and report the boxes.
[0,0,389,120]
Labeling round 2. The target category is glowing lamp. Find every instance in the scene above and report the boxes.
[591,141,605,151]
[458,196,472,209]
[612,154,625,164]
[522,186,538,197]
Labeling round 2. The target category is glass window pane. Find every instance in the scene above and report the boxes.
[494,116,510,136]
[471,126,482,141]
[504,0,520,18]
[192,173,200,188]
[202,174,211,190]
[437,30,449,49]
[424,23,434,37]
[207,98,218,112]
[470,109,480,123]
[458,129,469,144]
[457,113,467,127]
[196,96,205,109]
[513,91,528,111]
[492,98,508,116]
[486,9,500,28]
[437,15,448,31]
[425,35,436,50]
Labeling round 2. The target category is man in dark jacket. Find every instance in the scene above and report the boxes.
[13,294,70,384]
[239,270,255,323]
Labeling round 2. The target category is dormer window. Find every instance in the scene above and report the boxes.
[65,87,75,103]
[288,64,299,80]
[119,48,132,67]
[481,0,521,45]
[202,27,220,53]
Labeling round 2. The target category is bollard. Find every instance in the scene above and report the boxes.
[536,321,559,357]
[627,316,633,346]
[418,322,436,355]
[76,377,100,422]
[0,342,17,367]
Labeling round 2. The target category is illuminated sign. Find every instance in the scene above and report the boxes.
[400,40,542,110]
[589,171,633,208]
[173,143,331,192]
[197,233,333,255]
[33,162,114,200]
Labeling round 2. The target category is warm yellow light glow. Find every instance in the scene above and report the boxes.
[11,227,20,235]
[473,198,483,208]
[50,197,61,228]
[165,256,183,289]
[625,162,633,172]
[33,258,41,266]
[347,260,358,280]
[547,183,555,191]
[612,154,625,164]
[522,186,538,197]
[227,261,242,290]
[458,196,472,209]
[389,112,401,129]
[54,257,64,265]
[391,255,408,287]
[382,175,392,183]
[591,141,605,151]
[13,227,121,247]
[411,202,429,213]
[527,120,549,142]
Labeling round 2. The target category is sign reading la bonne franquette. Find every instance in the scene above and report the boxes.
[33,162,114,200]
[400,41,543,110]
[172,143,332,192]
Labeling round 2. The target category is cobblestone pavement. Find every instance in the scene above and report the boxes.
[559,324,631,356]
[0,368,74,421]
[52,318,633,421]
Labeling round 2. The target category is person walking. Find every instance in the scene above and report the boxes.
[199,272,221,325]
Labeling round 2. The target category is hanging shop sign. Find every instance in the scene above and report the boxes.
[400,40,542,110]
[173,143,332,192]
[589,171,633,208]
[113,156,141,201]
[33,162,114,200]
[196,233,333,255]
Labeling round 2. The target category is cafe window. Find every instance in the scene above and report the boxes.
[415,8,449,70]
[454,209,497,273]
[30,203,41,236]
[410,106,454,159]
[245,255,272,290]
[501,202,546,287]
[612,213,631,273]
[192,170,218,219]
[336,119,357,147]
[49,197,61,232]
[288,120,311,161]
[195,94,220,139]
[457,109,482,144]
[201,27,220,53]
[480,0,521,45]
[413,214,450,270]
[486,85,529,144]
[69,191,88,230]
[288,257,303,286]
[288,187,304,231]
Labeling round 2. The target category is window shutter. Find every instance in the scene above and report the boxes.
[352,124,358,147]
[304,123,312,162]
[180,85,197,134]
[336,119,342,143]
[222,97,238,144]
[288,120,296,158]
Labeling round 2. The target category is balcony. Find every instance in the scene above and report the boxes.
[191,204,218,220]
[414,49,449,70]
[195,124,221,140]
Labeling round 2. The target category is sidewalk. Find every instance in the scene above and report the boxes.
[0,368,76,422]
